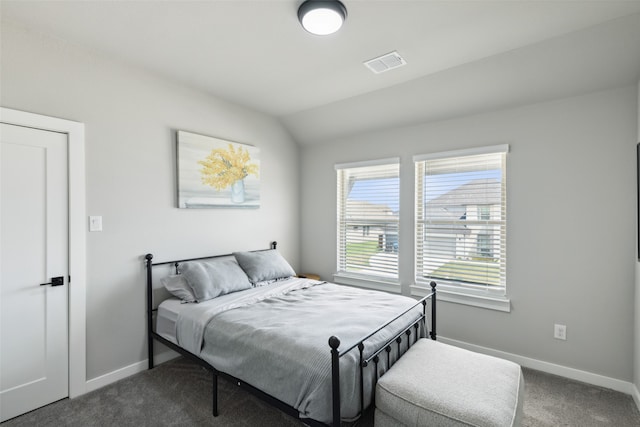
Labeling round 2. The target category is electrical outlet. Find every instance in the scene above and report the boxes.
[554,324,567,340]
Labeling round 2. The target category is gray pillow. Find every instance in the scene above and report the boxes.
[233,250,296,284]
[180,258,252,302]
[160,274,197,303]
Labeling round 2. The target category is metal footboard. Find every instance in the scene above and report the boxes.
[329,281,437,426]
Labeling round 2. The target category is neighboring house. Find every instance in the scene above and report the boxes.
[345,179,502,281]
[345,200,398,253]
[343,199,399,278]
[345,178,501,264]
[423,178,501,266]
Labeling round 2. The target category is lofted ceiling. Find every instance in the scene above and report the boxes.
[2,0,640,144]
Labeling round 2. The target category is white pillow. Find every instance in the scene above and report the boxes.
[180,258,252,302]
[233,249,296,284]
[160,275,196,303]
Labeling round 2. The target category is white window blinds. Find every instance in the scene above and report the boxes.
[414,145,507,291]
[336,159,399,281]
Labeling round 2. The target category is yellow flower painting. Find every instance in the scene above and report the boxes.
[177,131,260,208]
[198,144,259,191]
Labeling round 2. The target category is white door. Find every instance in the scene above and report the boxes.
[0,123,69,422]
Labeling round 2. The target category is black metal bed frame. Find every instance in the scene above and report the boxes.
[145,242,437,427]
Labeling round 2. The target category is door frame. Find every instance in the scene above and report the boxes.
[1,107,87,398]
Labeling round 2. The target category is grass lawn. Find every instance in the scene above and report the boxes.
[346,240,379,268]
[431,259,501,286]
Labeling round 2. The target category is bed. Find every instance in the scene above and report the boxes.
[145,242,436,426]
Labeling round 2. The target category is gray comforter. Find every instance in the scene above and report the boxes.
[175,278,424,424]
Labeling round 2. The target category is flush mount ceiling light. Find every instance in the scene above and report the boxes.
[298,0,347,36]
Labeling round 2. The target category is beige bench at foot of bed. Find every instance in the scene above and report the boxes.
[375,339,524,427]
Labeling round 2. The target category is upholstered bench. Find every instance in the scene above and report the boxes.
[375,339,524,427]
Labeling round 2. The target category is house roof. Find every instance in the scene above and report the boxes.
[426,178,502,214]
[345,200,396,223]
[423,179,500,235]
[344,178,500,230]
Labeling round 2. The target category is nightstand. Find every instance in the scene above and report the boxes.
[298,273,320,281]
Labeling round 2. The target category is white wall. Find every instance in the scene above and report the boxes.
[1,22,300,380]
[2,17,637,393]
[300,86,637,381]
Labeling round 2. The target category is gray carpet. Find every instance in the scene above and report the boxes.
[3,357,640,426]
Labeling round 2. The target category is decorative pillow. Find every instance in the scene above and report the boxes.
[180,258,252,302]
[233,249,296,284]
[160,275,197,303]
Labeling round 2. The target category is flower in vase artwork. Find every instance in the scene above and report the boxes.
[177,131,260,208]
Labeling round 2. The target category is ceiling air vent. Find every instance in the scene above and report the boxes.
[364,51,406,74]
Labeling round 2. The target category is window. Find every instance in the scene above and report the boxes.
[335,158,400,291]
[477,233,492,258]
[478,205,491,221]
[414,145,508,310]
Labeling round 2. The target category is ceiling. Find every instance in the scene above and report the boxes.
[2,1,640,144]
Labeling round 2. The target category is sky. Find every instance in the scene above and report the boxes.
[348,169,502,212]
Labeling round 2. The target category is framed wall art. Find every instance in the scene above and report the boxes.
[177,130,260,209]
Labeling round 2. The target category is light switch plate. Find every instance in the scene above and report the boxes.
[89,216,103,232]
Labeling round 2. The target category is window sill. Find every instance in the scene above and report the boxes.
[333,273,401,294]
[411,283,511,312]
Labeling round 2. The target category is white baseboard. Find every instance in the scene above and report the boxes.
[632,383,640,412]
[438,336,634,396]
[85,350,179,393]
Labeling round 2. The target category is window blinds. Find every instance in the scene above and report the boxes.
[336,159,399,280]
[414,146,507,290]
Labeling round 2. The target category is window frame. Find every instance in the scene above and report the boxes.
[412,145,510,312]
[333,157,401,293]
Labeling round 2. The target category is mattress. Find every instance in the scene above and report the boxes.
[156,298,186,344]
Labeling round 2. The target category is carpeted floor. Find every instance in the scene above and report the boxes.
[520,368,640,427]
[3,357,640,426]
